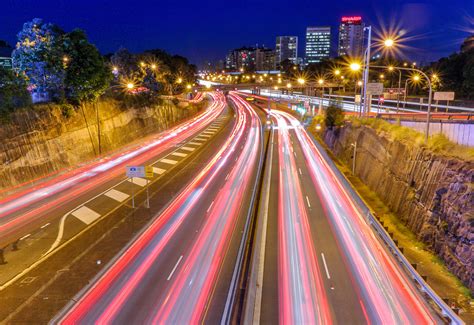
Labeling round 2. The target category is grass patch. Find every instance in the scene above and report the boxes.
[347,116,474,161]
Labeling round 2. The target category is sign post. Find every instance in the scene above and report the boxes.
[145,165,153,209]
[366,83,383,115]
[126,166,147,209]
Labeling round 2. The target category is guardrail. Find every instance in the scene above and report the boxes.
[305,131,464,325]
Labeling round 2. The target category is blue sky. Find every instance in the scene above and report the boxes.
[1,0,473,66]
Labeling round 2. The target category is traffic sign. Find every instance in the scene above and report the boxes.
[366,83,384,95]
[145,165,154,179]
[434,92,455,101]
[0,57,12,70]
[126,166,145,178]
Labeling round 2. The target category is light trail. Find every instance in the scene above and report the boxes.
[0,93,224,244]
[58,92,262,323]
[274,109,437,324]
[271,112,332,324]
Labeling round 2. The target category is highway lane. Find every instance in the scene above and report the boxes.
[0,93,225,287]
[55,92,264,323]
[252,102,441,323]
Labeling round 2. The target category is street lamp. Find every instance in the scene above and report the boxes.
[297,78,305,85]
[350,63,361,72]
[384,39,395,47]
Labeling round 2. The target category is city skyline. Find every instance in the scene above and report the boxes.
[1,0,472,67]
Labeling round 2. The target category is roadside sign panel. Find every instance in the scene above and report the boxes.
[0,57,12,70]
[145,165,154,179]
[366,83,384,95]
[126,166,145,178]
[434,92,455,101]
[355,95,361,103]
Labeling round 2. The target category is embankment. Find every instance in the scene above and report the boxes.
[0,97,204,192]
[323,124,473,292]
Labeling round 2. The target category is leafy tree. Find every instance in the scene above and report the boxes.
[325,102,344,129]
[62,29,112,104]
[0,67,31,115]
[12,18,65,101]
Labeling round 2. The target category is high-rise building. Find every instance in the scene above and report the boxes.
[275,36,298,66]
[305,27,331,65]
[225,46,275,71]
[338,16,365,57]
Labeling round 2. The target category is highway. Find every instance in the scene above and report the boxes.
[247,98,442,324]
[0,92,240,322]
[54,92,263,323]
[0,91,458,324]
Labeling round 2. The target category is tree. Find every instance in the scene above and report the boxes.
[62,29,112,104]
[0,67,31,115]
[325,102,344,129]
[12,18,65,101]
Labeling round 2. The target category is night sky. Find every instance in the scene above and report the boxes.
[1,0,473,67]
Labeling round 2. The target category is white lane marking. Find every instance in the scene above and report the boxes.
[153,167,166,175]
[160,158,178,165]
[167,255,184,281]
[41,223,50,229]
[104,189,129,202]
[20,234,31,241]
[171,152,187,158]
[225,173,230,180]
[207,200,214,213]
[298,168,302,176]
[71,206,101,225]
[128,177,148,187]
[208,127,219,131]
[198,134,211,138]
[305,196,311,208]
[321,253,331,279]
[180,146,195,152]
[187,141,202,146]
[203,131,215,135]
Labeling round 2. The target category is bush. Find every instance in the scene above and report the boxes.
[324,102,344,129]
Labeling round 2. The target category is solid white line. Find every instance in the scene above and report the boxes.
[167,255,183,281]
[321,253,331,279]
[20,234,31,241]
[305,195,311,208]
[41,223,50,229]
[207,200,214,213]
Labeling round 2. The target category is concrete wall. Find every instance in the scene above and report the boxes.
[0,98,202,191]
[323,125,473,292]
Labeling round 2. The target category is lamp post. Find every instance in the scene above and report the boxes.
[369,65,433,142]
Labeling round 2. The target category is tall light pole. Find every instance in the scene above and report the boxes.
[369,65,433,143]
[362,26,372,117]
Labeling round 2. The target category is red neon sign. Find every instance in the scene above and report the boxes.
[342,16,362,23]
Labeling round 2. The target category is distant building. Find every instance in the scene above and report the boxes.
[305,26,331,65]
[275,36,298,66]
[225,46,275,71]
[256,48,276,71]
[338,16,365,57]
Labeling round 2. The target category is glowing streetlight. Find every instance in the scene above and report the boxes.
[186,84,192,89]
[334,69,341,76]
[140,61,145,67]
[318,79,324,85]
[388,66,394,72]
[297,78,305,85]
[112,66,118,73]
[350,63,361,71]
[380,74,385,79]
[177,77,183,84]
[286,83,292,88]
[357,80,363,86]
[413,75,420,82]
[384,38,395,47]
[151,64,157,70]
[126,83,135,90]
